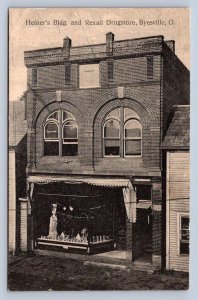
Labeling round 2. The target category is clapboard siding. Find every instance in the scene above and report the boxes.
[8,150,16,253]
[167,152,190,272]
[20,201,27,251]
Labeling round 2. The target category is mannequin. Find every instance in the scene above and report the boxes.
[48,204,58,239]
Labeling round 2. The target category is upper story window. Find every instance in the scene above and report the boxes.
[44,110,78,156]
[79,64,100,88]
[103,107,142,157]
[32,68,38,86]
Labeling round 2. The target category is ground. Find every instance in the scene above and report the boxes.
[8,252,189,291]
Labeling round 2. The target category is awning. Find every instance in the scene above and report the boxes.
[27,175,133,190]
[28,175,136,223]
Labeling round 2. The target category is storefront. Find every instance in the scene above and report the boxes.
[25,176,136,254]
[19,175,156,265]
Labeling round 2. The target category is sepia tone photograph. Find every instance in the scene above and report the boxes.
[8,7,190,291]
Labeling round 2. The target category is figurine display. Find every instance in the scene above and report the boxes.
[48,204,58,239]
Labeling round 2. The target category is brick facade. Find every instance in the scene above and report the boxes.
[22,33,190,269]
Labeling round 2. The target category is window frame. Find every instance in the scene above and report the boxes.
[43,110,78,157]
[103,108,142,158]
[62,120,78,145]
[103,118,121,157]
[124,118,142,158]
[44,120,59,141]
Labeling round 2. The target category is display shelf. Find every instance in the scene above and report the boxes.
[37,237,114,254]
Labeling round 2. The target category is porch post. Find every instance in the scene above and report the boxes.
[152,181,163,270]
[125,188,137,263]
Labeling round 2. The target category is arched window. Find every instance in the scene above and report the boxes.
[44,110,78,156]
[103,108,142,157]
[62,120,78,156]
[104,119,120,156]
[124,119,142,156]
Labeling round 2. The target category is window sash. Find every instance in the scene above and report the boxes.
[44,122,59,140]
[104,138,120,156]
[124,139,141,156]
[44,110,78,156]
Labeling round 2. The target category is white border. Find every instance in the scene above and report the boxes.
[1,1,198,299]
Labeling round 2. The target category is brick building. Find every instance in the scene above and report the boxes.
[20,33,189,270]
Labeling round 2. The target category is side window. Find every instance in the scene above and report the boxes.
[180,216,189,255]
[43,110,78,156]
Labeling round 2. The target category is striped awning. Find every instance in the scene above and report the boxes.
[27,175,133,189]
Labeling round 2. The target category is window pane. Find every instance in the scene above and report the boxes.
[180,241,189,255]
[44,141,59,156]
[104,139,120,156]
[181,217,189,230]
[62,144,78,156]
[125,120,141,138]
[104,120,120,138]
[181,217,189,241]
[62,111,75,122]
[63,122,77,139]
[45,122,58,139]
[47,111,58,121]
[106,108,120,120]
[124,108,139,121]
[125,140,141,156]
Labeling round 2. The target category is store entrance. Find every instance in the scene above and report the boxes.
[132,185,152,263]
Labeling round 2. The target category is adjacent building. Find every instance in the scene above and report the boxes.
[162,105,190,272]
[8,97,27,253]
[14,33,189,271]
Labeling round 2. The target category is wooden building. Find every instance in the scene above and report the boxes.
[162,105,190,272]
[8,97,27,253]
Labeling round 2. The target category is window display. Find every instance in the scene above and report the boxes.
[37,198,115,254]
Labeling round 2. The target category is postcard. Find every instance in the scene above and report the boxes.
[8,7,190,290]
